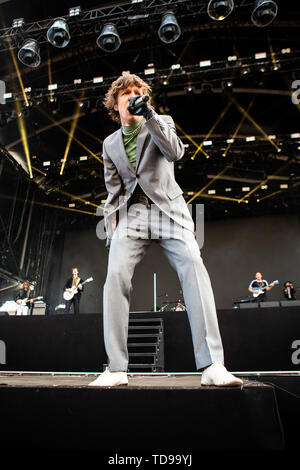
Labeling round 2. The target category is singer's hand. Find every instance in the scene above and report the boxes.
[105,236,111,251]
[128,96,154,120]
[141,102,154,120]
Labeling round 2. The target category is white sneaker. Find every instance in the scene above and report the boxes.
[88,368,128,387]
[201,362,243,387]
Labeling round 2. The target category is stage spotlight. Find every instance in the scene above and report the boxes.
[18,39,41,68]
[241,67,250,75]
[184,86,195,95]
[48,96,60,115]
[47,18,71,48]
[69,6,81,17]
[12,18,25,28]
[207,0,234,21]
[96,23,121,52]
[80,100,91,114]
[251,0,278,27]
[222,80,233,90]
[158,12,181,44]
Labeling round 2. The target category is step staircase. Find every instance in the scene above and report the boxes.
[127,318,164,372]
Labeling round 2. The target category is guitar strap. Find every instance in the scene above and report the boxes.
[72,277,80,287]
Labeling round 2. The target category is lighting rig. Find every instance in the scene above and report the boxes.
[1,46,296,109]
[0,1,279,65]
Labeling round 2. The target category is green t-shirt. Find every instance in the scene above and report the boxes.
[122,120,143,168]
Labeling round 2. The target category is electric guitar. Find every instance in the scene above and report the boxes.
[63,277,93,301]
[252,280,279,298]
[17,296,43,306]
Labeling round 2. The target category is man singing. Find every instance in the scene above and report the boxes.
[89,71,242,387]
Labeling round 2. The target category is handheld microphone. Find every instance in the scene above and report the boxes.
[128,95,150,115]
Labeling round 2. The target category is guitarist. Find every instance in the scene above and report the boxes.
[64,267,84,315]
[248,272,274,302]
[15,281,33,315]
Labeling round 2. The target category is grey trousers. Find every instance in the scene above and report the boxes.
[103,203,224,371]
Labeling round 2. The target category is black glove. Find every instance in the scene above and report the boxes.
[105,236,111,251]
[128,95,154,120]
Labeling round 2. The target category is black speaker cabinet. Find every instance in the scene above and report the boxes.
[239,303,259,309]
[280,300,300,307]
[260,301,280,308]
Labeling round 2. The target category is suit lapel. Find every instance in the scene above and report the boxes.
[135,122,148,170]
[114,128,135,175]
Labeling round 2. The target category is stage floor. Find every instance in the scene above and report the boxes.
[0,372,251,388]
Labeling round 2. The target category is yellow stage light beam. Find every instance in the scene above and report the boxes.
[15,100,33,178]
[199,193,241,203]
[32,166,47,176]
[222,100,254,157]
[7,166,100,207]
[175,122,210,158]
[187,192,240,203]
[0,193,99,216]
[268,35,279,71]
[57,189,99,208]
[186,163,233,205]
[42,184,99,208]
[191,102,232,160]
[229,96,281,152]
[164,36,192,85]
[30,166,100,208]
[37,106,103,165]
[259,189,283,201]
[34,200,97,215]
[60,94,83,175]
[259,181,300,202]
[47,46,54,103]
[239,159,294,202]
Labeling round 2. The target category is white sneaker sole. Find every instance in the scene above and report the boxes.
[88,379,128,387]
[201,378,243,387]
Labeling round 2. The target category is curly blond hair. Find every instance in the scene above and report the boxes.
[103,71,152,123]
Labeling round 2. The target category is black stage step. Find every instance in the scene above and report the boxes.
[127,318,164,372]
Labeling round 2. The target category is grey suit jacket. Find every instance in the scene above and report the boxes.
[102,113,194,238]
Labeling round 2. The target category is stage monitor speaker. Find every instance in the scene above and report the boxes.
[260,301,280,308]
[239,303,259,309]
[280,300,300,307]
[0,311,9,316]
[32,303,46,315]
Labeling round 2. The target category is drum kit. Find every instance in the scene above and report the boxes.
[158,300,186,312]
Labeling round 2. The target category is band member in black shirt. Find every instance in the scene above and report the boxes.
[64,267,84,314]
[248,272,274,302]
[283,281,296,300]
[15,281,33,315]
